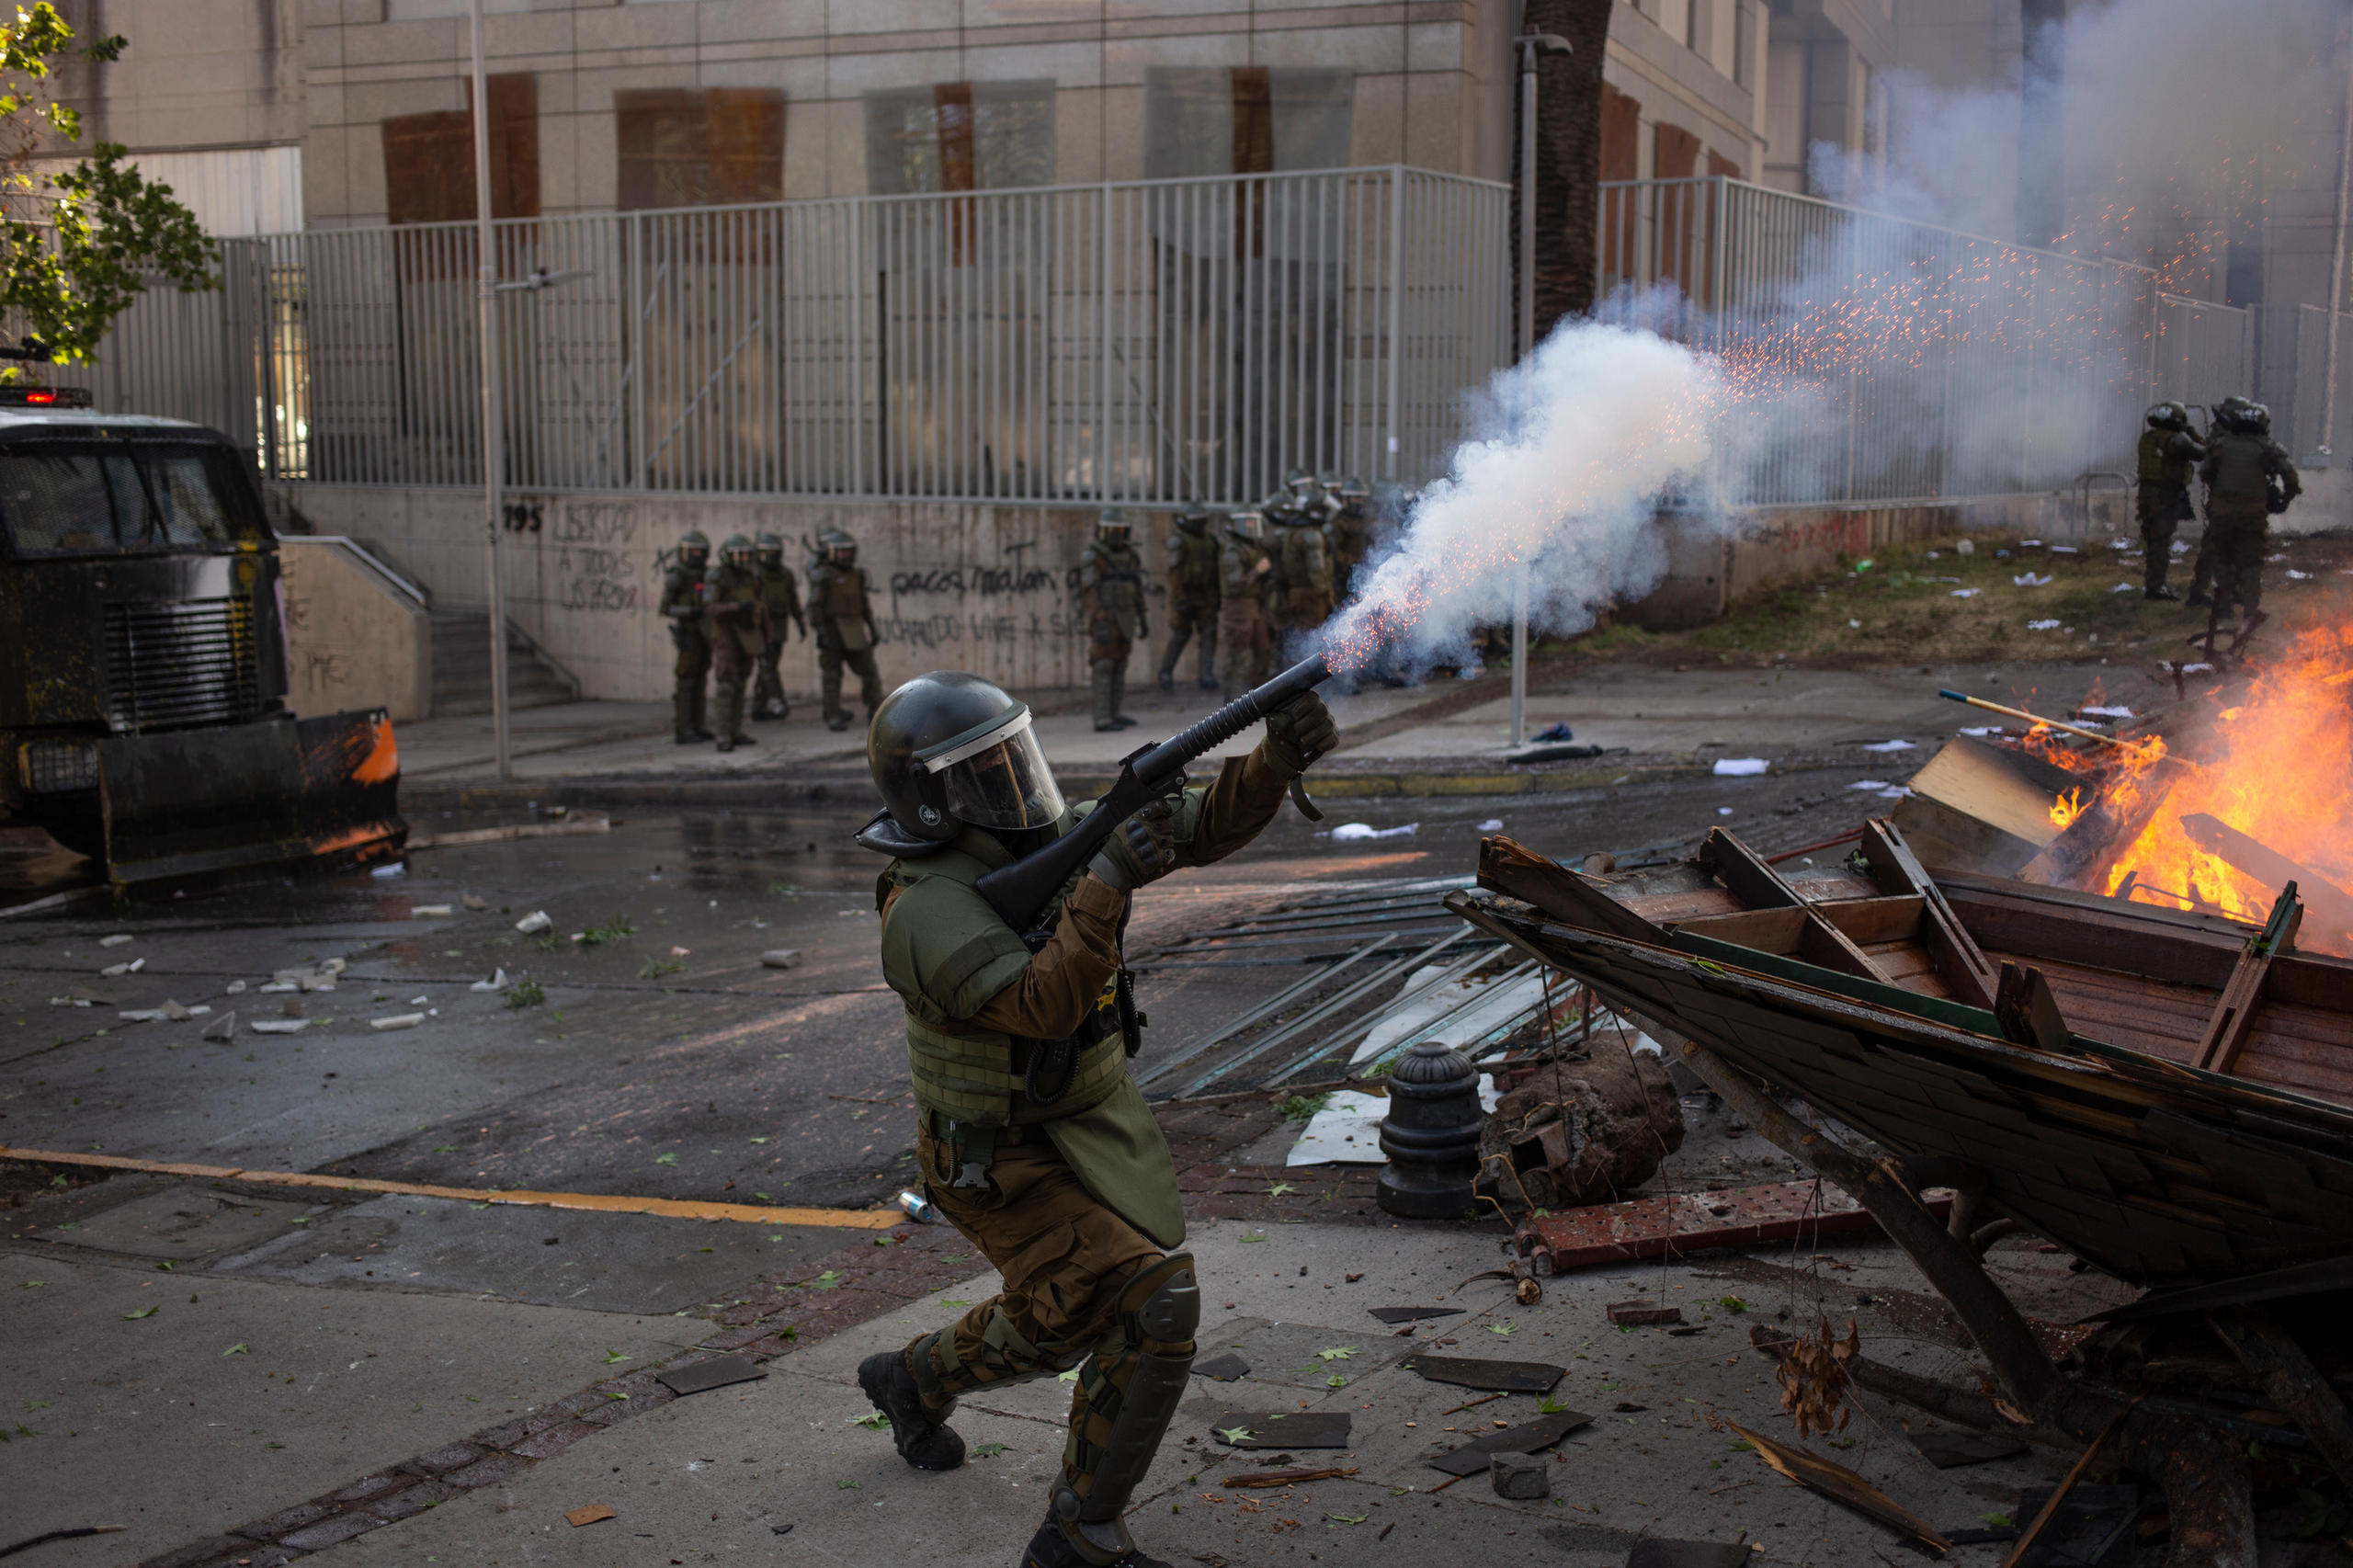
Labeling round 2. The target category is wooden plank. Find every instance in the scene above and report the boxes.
[1994,961,2074,1052]
[1950,891,2244,988]
[1860,821,2000,1007]
[1666,906,1808,953]
[1699,829,1892,983]
[2193,887,2303,1075]
[1478,835,1664,944]
[2265,952,2353,1010]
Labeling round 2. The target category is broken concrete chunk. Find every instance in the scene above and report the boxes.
[1489,1449,1551,1500]
[224,980,246,994]
[411,904,454,918]
[1607,1300,1684,1326]
[159,999,196,1021]
[99,958,145,977]
[202,1013,236,1042]
[515,910,552,935]
[119,1008,167,1023]
[461,893,488,911]
[250,1018,309,1035]
[1427,1409,1591,1475]
[99,934,134,948]
[470,969,509,993]
[369,1013,426,1031]
[1401,1355,1564,1393]
[759,949,802,971]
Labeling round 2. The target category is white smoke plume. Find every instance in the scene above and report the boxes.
[1321,318,1735,673]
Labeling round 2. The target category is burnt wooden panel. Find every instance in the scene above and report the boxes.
[1699,830,1889,983]
[1861,821,1998,1007]
[618,86,783,210]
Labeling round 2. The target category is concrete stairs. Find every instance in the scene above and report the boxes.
[429,613,578,717]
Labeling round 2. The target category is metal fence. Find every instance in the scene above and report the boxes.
[1598,176,2259,506]
[50,165,1510,508]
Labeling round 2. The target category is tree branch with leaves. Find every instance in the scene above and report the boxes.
[1,3,213,379]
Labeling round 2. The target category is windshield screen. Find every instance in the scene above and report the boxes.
[0,440,265,557]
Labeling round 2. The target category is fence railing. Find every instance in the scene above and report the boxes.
[46,165,1511,508]
[1598,176,2261,506]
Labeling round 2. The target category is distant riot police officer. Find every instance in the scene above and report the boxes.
[752,531,809,721]
[1324,474,1372,599]
[2199,396,2301,624]
[1154,505,1222,694]
[1275,506,1335,631]
[660,529,716,744]
[810,529,885,733]
[850,669,1338,1568]
[706,534,770,753]
[1079,509,1147,732]
[2135,403,2205,600]
[1217,510,1273,691]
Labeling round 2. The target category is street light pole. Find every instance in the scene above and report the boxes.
[469,0,512,782]
[1511,24,1571,749]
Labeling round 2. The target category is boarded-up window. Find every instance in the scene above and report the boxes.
[865,80,1054,195]
[382,73,538,224]
[616,87,783,210]
[1654,123,1700,181]
[1708,151,1742,179]
[1142,68,1355,179]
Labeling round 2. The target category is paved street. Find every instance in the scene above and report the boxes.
[0,670,2114,1566]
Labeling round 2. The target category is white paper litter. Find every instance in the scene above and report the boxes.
[2171,540,2190,554]
[2013,572,2052,587]
[99,958,145,977]
[1285,1076,1505,1167]
[1959,725,2002,736]
[515,910,553,935]
[1717,806,1735,815]
[1476,819,1504,832]
[2287,569,2313,580]
[1847,779,1889,791]
[760,949,802,970]
[2080,705,2134,720]
[2028,619,2062,631]
[469,968,508,992]
[1860,740,1915,753]
[1330,822,1418,841]
[370,1014,426,1031]
[203,1013,235,1042]
[411,904,454,918]
[259,981,298,994]
[1711,758,1769,777]
[2111,583,2137,593]
[225,980,246,994]
[1949,587,1981,598]
[250,1018,309,1035]
[99,934,133,948]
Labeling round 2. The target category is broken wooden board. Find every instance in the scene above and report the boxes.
[654,1354,767,1397]
[1511,1179,1949,1276]
[1400,1355,1564,1393]
[1209,1411,1352,1449]
[1724,1420,1952,1552]
[1427,1409,1593,1475]
[1367,1305,1465,1324]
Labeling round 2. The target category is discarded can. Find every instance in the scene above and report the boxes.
[896,1190,939,1224]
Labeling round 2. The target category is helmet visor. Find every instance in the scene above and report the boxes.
[938,724,1064,830]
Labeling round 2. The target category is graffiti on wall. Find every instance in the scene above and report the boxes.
[875,540,1091,652]
[547,501,643,614]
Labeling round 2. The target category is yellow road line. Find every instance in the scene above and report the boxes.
[0,1145,903,1230]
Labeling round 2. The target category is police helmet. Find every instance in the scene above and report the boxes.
[1096,506,1132,543]
[720,532,754,563]
[2215,395,2258,433]
[756,530,784,560]
[1335,475,1370,503]
[857,672,1066,856]
[2246,401,2273,435]
[1226,508,1266,544]
[822,528,858,563]
[1175,503,1211,535]
[679,528,711,562]
[2145,402,2188,432]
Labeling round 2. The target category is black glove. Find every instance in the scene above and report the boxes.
[1263,691,1337,776]
[1088,790,1184,892]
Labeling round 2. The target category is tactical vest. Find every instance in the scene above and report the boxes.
[878,837,1131,1131]
[1086,544,1144,613]
[813,562,869,620]
[757,562,801,619]
[1279,523,1326,594]
[2138,429,2194,489]
[2205,432,2276,501]
[1219,536,1261,599]
[659,566,707,635]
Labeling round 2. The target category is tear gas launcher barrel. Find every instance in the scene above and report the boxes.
[974,652,1335,933]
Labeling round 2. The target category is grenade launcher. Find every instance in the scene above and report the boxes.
[973,652,1335,934]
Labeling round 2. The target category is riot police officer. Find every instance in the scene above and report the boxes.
[1323,474,1372,600]
[1154,504,1222,694]
[2199,396,2300,625]
[1079,509,1147,732]
[1275,501,1335,631]
[849,669,1338,1568]
[2136,403,2205,600]
[752,531,808,721]
[706,534,769,753]
[809,528,885,733]
[659,529,716,744]
[1216,509,1272,691]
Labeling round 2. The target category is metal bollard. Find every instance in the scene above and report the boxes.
[1376,1040,1484,1220]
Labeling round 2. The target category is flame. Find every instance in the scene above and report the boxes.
[2050,787,2087,833]
[2075,625,2353,955]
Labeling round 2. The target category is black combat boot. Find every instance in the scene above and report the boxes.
[2186,589,2210,608]
[1018,1511,1172,1568]
[1157,669,1175,693]
[855,1351,965,1471]
[2145,585,2180,601]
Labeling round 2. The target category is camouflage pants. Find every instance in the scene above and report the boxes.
[1219,599,1268,691]
[753,639,789,718]
[671,632,710,740]
[2205,506,2269,619]
[900,1128,1188,1516]
[2138,487,2194,591]
[1157,595,1220,685]
[818,646,883,722]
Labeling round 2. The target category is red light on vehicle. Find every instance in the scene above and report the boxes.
[21,390,56,403]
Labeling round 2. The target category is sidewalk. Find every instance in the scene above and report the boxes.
[290,1214,2106,1567]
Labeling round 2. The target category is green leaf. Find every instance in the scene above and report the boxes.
[1057,1369,1080,1383]
[1325,1375,1348,1389]
[605,1391,629,1402]
[1692,958,1728,975]
[940,1299,971,1309]
[1325,1512,1368,1525]
[601,1349,631,1364]
[121,1304,157,1320]
[433,1145,459,1153]
[1266,1182,1296,1197]
[1237,1232,1267,1244]
[1313,1346,1358,1361]
[835,1479,859,1490]
[853,1410,889,1429]
[811,1269,843,1290]
[1539,1395,1570,1415]
[1726,1437,1755,1452]
[1215,1426,1254,1445]
[654,1152,679,1166]
[1274,1092,1331,1122]
[154,1261,173,1271]
[222,1343,247,1357]
[1718,1295,1748,1313]
[1488,1322,1517,1335]
[17,1280,44,1289]
[972,1442,1007,1459]
[1981,1511,2012,1529]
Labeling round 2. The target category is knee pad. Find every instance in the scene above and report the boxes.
[1117,1252,1199,1351]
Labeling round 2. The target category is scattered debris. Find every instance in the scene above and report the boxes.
[1487,1450,1551,1500]
[201,1013,235,1043]
[515,911,553,935]
[1606,1300,1683,1326]
[894,1190,938,1224]
[1906,1428,2027,1469]
[411,904,453,918]
[1222,1467,1356,1489]
[1400,1355,1563,1393]
[1720,1419,1951,1552]
[1210,1412,1351,1449]
[1770,1317,1859,1438]
[0,1524,129,1557]
[759,949,802,970]
[1367,1306,1462,1324]
[1623,1541,1752,1568]
[369,1014,426,1031]
[1510,1179,1932,1276]
[470,969,509,993]
[409,814,612,851]
[461,893,489,910]
[563,1504,616,1528]
[248,1019,308,1036]
[1476,1047,1684,1212]
[1711,758,1768,777]
[98,958,144,977]
[655,1355,767,1397]
[98,934,133,948]
[1427,1409,1589,1476]
[1191,1353,1250,1381]
[1330,822,1418,841]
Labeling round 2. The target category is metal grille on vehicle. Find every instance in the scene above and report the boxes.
[102,597,261,733]
[19,739,99,794]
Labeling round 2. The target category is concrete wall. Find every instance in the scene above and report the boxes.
[278,486,1171,703]
[278,536,434,721]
